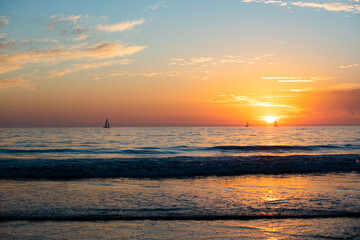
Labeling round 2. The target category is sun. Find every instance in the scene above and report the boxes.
[264,116,276,123]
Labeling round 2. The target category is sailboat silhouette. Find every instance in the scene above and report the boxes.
[245,120,249,127]
[103,118,110,128]
[274,120,278,127]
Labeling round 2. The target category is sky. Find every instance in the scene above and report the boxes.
[0,0,359,127]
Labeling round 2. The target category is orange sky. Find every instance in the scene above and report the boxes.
[0,1,359,127]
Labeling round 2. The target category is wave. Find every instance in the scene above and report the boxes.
[0,144,359,155]
[207,144,357,151]
[0,212,359,221]
[0,154,359,179]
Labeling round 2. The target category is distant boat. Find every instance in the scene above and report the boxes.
[274,120,278,127]
[245,120,249,127]
[103,118,110,128]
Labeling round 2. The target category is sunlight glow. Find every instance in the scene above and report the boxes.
[264,116,276,123]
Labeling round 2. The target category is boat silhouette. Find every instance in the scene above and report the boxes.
[245,120,249,127]
[103,118,110,128]
[274,120,278,127]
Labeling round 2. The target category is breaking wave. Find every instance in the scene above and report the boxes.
[1,154,359,179]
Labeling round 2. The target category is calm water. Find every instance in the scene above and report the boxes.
[0,126,359,239]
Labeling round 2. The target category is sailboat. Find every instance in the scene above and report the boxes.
[103,117,110,128]
[274,120,278,127]
[245,120,249,127]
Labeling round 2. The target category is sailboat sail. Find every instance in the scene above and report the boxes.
[274,120,278,127]
[245,121,249,127]
[103,118,110,128]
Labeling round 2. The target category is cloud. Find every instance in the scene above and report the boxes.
[242,0,287,6]
[288,88,314,92]
[0,77,35,91]
[210,94,289,108]
[0,38,58,50]
[262,76,337,82]
[0,16,9,27]
[97,19,145,32]
[47,14,81,30]
[170,57,214,65]
[49,59,133,77]
[72,34,89,41]
[0,39,15,49]
[242,0,360,14]
[170,54,274,66]
[0,42,147,74]
[291,1,360,13]
[328,83,360,90]
[0,63,22,74]
[144,0,168,11]
[339,63,359,68]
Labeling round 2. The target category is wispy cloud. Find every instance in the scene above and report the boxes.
[49,59,132,77]
[328,83,360,90]
[0,77,36,91]
[262,76,337,83]
[339,63,359,68]
[210,94,289,108]
[242,0,360,14]
[291,1,360,13]
[72,34,89,41]
[0,38,58,50]
[288,87,314,92]
[170,57,214,66]
[47,14,81,30]
[97,19,145,32]
[144,0,168,11]
[242,0,287,6]
[170,54,274,66]
[0,16,9,27]
[0,42,146,74]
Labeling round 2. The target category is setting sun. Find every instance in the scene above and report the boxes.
[264,116,277,123]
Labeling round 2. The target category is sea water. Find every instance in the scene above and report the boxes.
[0,126,359,239]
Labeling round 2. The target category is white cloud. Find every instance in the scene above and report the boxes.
[170,57,213,65]
[339,63,359,68]
[170,54,274,66]
[97,19,145,32]
[242,0,360,14]
[144,0,168,11]
[72,34,89,41]
[210,94,289,108]
[288,88,314,91]
[291,1,360,13]
[0,16,9,27]
[262,76,337,83]
[47,14,81,30]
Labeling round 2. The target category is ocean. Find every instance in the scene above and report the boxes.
[0,126,359,239]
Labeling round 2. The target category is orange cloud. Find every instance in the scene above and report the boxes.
[0,77,35,90]
[339,63,359,69]
[49,59,133,77]
[0,42,146,73]
[97,19,145,32]
[262,76,337,83]
[210,94,290,108]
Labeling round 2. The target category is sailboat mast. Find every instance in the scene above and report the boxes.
[103,117,110,128]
